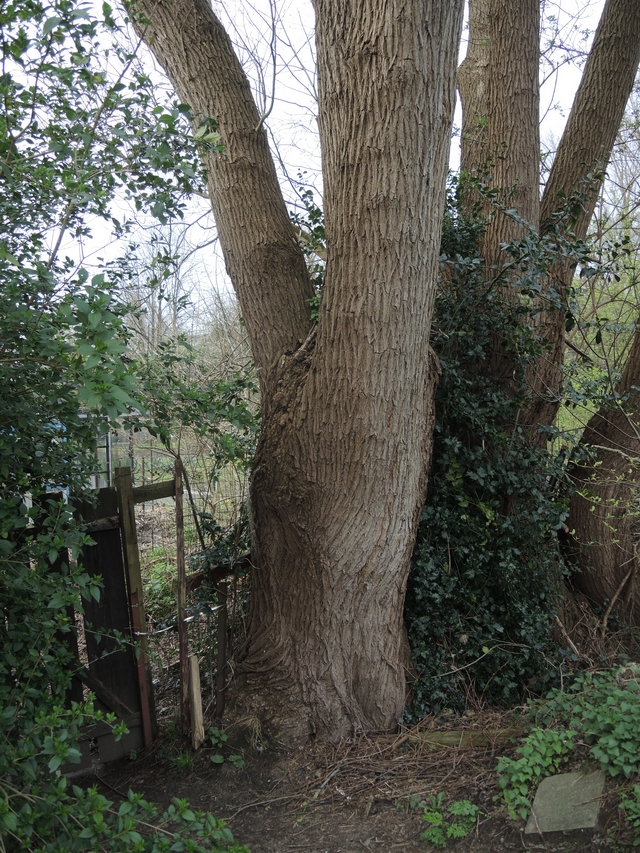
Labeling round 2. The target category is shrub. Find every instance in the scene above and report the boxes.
[0,0,248,848]
[497,667,640,822]
[405,181,572,716]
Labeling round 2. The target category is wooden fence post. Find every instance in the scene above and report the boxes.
[189,655,204,749]
[115,466,155,747]
[215,581,228,719]
[175,458,190,735]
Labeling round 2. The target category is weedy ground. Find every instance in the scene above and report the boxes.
[90,706,635,853]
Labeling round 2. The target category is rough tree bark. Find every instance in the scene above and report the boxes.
[482,0,540,268]
[457,0,640,620]
[531,0,640,618]
[457,0,490,184]
[130,0,314,398]
[133,0,464,742]
[458,0,540,267]
[459,0,640,420]
[565,329,640,624]
[457,0,540,400]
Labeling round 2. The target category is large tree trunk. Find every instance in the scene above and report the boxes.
[535,0,640,620]
[456,0,640,624]
[458,0,540,263]
[482,0,540,268]
[522,0,640,427]
[458,0,640,428]
[524,0,640,431]
[565,328,640,624]
[134,0,463,742]
[457,0,540,402]
[458,0,490,182]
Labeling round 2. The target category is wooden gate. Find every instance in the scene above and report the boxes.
[69,466,175,767]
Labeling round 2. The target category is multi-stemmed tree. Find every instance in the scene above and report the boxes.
[130,0,640,741]
[132,0,464,742]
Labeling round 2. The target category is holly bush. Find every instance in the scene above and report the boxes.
[0,0,247,848]
[405,181,577,716]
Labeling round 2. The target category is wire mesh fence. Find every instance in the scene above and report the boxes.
[105,425,251,726]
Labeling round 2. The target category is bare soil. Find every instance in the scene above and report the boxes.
[91,712,631,853]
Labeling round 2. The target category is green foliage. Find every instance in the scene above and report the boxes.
[620,786,640,846]
[194,507,251,576]
[558,231,635,436]
[413,792,482,848]
[406,179,573,716]
[0,0,246,849]
[0,0,208,249]
[534,668,640,777]
[496,727,575,820]
[164,718,182,744]
[131,337,259,472]
[170,749,196,775]
[142,548,177,626]
[497,668,640,823]
[206,727,245,769]
[208,726,229,750]
[3,785,249,852]
[291,181,326,321]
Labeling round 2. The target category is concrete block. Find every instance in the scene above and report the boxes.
[525,771,605,835]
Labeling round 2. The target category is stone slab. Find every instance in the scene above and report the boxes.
[525,771,605,835]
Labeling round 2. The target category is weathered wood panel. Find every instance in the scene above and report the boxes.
[80,526,140,718]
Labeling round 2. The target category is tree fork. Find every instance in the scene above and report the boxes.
[133,0,464,742]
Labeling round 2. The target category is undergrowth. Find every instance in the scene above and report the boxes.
[0,2,252,848]
[414,793,482,849]
[497,667,640,826]
[405,180,576,716]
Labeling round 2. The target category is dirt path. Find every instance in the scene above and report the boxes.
[92,718,622,852]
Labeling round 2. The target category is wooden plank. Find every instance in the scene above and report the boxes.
[77,487,118,522]
[382,727,524,751]
[78,668,135,719]
[130,589,155,748]
[97,725,144,762]
[115,466,156,747]
[175,458,190,735]
[77,479,175,523]
[83,712,141,740]
[189,655,204,749]
[133,479,175,504]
